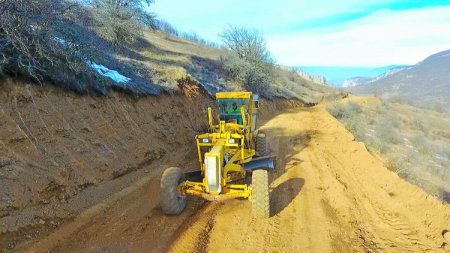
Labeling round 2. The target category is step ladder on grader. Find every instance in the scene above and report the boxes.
[160,91,275,218]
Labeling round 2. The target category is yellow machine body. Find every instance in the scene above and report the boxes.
[179,91,260,201]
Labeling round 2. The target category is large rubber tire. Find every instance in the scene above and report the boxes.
[160,167,186,215]
[252,169,269,218]
[255,133,268,157]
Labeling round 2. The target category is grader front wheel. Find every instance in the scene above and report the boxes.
[160,167,186,215]
[252,169,269,218]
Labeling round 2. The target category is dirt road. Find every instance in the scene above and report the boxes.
[21,105,450,252]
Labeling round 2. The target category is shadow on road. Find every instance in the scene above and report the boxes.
[270,177,305,217]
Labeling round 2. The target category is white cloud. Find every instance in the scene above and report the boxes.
[267,7,450,66]
[153,0,399,41]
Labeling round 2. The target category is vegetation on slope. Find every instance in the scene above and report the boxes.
[0,0,332,102]
[0,0,102,92]
[328,96,450,202]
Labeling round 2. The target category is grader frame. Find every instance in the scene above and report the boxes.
[160,91,274,218]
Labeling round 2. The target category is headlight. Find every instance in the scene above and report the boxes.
[229,139,236,144]
[202,138,209,143]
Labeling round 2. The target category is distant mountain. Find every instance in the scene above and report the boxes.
[298,66,404,87]
[347,50,450,113]
[343,66,410,87]
[343,76,373,88]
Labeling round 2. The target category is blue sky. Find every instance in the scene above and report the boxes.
[152,0,450,66]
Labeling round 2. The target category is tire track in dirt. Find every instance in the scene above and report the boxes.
[167,203,221,253]
[305,107,449,252]
[171,106,449,252]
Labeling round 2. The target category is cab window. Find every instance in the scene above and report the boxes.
[217,98,249,124]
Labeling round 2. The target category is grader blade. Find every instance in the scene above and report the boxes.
[244,156,275,171]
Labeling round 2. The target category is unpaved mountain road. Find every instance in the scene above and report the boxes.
[21,106,450,253]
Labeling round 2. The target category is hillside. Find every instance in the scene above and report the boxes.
[328,96,450,202]
[0,1,332,103]
[347,50,450,112]
[107,29,333,103]
[342,66,409,88]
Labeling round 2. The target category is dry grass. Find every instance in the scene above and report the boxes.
[125,29,333,102]
[327,96,450,201]
[142,30,223,60]
[1,0,332,102]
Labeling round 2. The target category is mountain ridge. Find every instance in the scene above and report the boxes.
[347,49,450,112]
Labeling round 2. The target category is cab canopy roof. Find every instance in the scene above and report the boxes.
[215,92,253,99]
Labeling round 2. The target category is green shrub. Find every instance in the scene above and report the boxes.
[327,103,345,118]
[347,101,362,113]
[386,157,401,172]
[370,139,390,154]
[412,118,426,132]
[446,149,450,161]
[375,115,403,144]
[327,101,362,119]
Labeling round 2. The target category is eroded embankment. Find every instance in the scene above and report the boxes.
[0,79,210,249]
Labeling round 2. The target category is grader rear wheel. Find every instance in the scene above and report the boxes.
[160,167,186,215]
[252,169,269,218]
[256,133,268,156]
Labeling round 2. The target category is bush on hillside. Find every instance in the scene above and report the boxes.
[374,117,403,145]
[220,54,273,96]
[92,0,155,46]
[327,101,362,119]
[0,0,104,93]
[411,117,426,132]
[220,26,275,97]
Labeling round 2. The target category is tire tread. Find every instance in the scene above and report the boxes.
[252,169,269,218]
[160,167,186,215]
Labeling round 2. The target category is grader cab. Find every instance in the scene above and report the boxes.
[160,91,274,218]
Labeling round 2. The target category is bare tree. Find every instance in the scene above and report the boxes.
[92,0,155,46]
[220,26,273,65]
[0,0,90,89]
[220,26,274,96]
[156,20,180,36]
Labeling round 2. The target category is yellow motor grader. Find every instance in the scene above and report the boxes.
[160,91,274,218]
